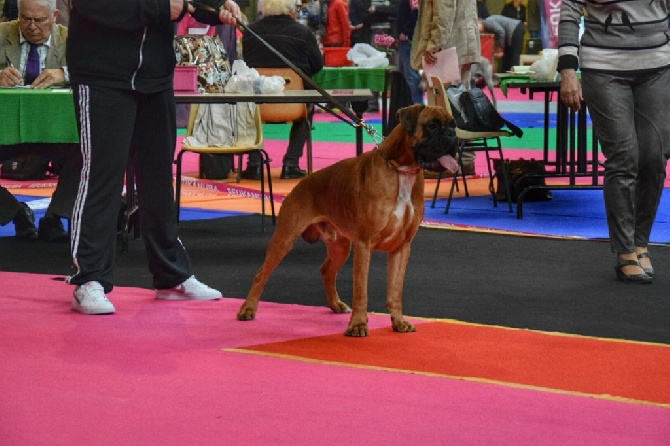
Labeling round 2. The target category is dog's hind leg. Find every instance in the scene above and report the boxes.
[237,225,302,321]
[386,244,416,333]
[321,235,352,314]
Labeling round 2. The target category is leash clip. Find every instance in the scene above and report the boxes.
[364,124,384,146]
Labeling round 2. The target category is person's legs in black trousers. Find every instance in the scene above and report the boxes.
[503,22,526,72]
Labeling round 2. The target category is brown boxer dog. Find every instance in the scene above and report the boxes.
[237,104,459,336]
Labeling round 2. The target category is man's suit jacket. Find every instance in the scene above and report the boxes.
[0,21,68,71]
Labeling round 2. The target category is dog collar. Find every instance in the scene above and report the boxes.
[375,148,422,175]
[391,163,422,175]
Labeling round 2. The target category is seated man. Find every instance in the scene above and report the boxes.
[0,0,78,241]
[241,0,324,180]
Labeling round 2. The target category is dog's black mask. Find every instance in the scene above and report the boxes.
[414,117,458,173]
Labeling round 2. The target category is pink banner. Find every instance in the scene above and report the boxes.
[541,0,561,49]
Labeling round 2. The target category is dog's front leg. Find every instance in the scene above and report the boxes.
[345,242,372,337]
[387,244,416,333]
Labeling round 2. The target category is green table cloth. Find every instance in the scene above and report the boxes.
[0,88,79,145]
[312,66,390,92]
[497,74,538,96]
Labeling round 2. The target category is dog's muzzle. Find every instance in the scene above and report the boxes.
[415,122,459,173]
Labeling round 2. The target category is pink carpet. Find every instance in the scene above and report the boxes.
[1,271,668,444]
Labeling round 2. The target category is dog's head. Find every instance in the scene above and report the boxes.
[398,104,459,173]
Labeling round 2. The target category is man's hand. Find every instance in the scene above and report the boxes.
[398,33,409,42]
[171,0,194,21]
[219,0,241,25]
[30,68,65,89]
[560,69,582,112]
[0,67,23,87]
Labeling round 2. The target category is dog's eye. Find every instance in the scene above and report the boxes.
[426,121,439,132]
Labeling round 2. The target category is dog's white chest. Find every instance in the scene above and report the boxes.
[394,170,417,220]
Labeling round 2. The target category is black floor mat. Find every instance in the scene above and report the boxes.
[2,215,668,344]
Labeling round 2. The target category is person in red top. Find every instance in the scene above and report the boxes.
[322,0,353,47]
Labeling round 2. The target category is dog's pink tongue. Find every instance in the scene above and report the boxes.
[438,155,459,173]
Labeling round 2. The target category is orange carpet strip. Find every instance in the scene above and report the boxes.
[236,320,670,406]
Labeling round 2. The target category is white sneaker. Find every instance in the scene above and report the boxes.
[72,281,116,315]
[155,275,222,301]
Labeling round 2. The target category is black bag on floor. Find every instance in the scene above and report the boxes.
[1,156,51,181]
[199,154,234,179]
[494,158,553,202]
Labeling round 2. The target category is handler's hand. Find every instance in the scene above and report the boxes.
[219,0,241,25]
[171,0,194,20]
[0,66,22,87]
[560,69,582,112]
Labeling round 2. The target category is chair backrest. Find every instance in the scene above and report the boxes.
[255,67,308,123]
[427,77,466,136]
[186,103,200,137]
[427,75,453,116]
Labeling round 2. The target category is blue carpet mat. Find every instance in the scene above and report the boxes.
[0,196,250,238]
[7,189,669,244]
[425,188,670,244]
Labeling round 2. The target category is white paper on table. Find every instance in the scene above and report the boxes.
[422,47,460,87]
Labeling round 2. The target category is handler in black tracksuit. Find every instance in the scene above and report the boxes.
[65,0,230,294]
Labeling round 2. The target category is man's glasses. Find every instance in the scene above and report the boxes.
[19,16,52,26]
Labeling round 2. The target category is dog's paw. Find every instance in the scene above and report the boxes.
[345,323,369,337]
[237,305,257,321]
[329,300,351,314]
[392,319,416,333]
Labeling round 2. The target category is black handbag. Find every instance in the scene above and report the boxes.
[199,153,234,180]
[494,158,553,202]
[447,84,523,138]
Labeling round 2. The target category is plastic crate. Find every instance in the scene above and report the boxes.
[323,47,353,67]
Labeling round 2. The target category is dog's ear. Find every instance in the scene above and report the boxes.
[397,104,425,135]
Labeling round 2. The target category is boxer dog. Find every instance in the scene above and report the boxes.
[237,104,459,336]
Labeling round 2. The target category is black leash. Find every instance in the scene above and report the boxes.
[189,1,383,144]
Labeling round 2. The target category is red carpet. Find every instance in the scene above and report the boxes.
[239,321,670,406]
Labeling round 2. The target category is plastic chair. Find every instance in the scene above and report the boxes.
[255,67,315,174]
[174,103,276,230]
[426,75,513,214]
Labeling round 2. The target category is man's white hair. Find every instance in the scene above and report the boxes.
[18,0,57,13]
[262,0,297,17]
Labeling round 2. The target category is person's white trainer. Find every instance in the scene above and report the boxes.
[72,281,116,315]
[155,275,222,301]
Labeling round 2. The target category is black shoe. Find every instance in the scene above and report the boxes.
[637,252,654,277]
[241,165,262,181]
[38,214,69,242]
[280,164,307,180]
[13,203,37,239]
[614,260,653,284]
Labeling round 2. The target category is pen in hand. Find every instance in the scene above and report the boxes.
[4,56,26,87]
